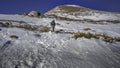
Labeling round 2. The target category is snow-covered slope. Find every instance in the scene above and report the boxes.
[45,5,120,21]
[0,14,120,68]
[0,6,120,68]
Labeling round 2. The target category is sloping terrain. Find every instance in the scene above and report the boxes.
[0,5,120,68]
[45,5,120,23]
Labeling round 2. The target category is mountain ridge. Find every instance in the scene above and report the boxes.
[45,4,120,21]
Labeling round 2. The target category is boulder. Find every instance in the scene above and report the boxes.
[28,11,41,17]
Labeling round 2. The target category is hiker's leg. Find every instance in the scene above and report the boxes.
[53,26,55,32]
[51,26,54,32]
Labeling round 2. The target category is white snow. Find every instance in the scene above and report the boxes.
[0,14,39,23]
[0,14,120,68]
[65,5,82,7]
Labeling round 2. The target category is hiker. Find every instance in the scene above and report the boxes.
[50,20,56,32]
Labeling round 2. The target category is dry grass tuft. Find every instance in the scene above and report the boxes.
[10,35,19,39]
[39,26,50,32]
[73,32,120,43]
[55,29,64,33]
[83,28,92,31]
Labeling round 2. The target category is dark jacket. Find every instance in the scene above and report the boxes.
[50,20,56,26]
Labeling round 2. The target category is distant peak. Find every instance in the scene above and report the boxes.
[45,4,92,15]
[54,4,91,12]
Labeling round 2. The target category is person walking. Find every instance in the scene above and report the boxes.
[50,20,56,32]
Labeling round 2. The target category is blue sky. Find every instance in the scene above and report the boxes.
[0,0,120,14]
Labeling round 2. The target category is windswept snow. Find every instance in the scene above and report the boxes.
[0,14,120,68]
[0,14,39,23]
[64,5,82,7]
